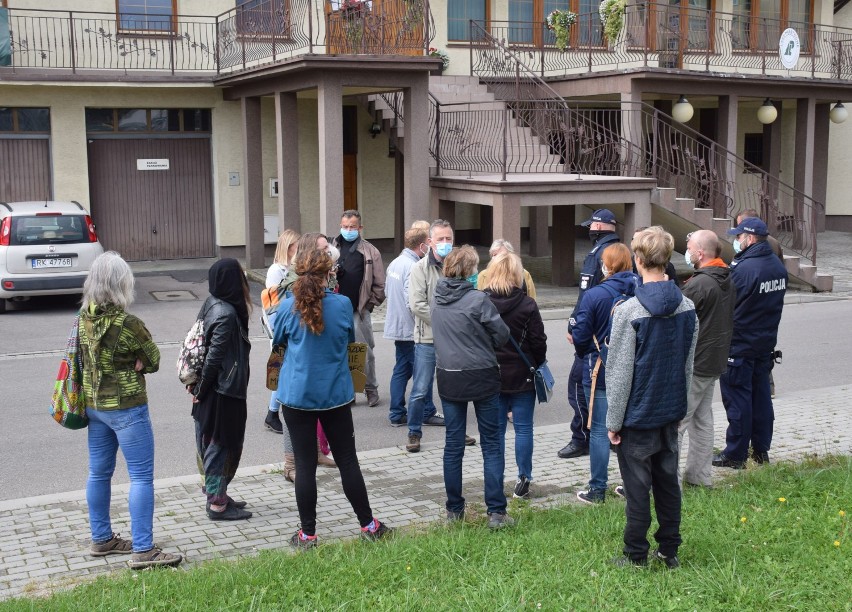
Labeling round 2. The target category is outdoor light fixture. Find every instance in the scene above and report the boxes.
[672,95,694,123]
[369,118,382,138]
[757,98,778,125]
[830,101,848,124]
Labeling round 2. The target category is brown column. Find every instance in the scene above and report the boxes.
[528,206,549,256]
[275,91,301,233]
[623,196,652,242]
[241,96,265,269]
[717,95,739,219]
[551,205,576,286]
[318,79,343,237]
[813,103,830,233]
[621,89,643,177]
[403,76,431,226]
[490,194,520,255]
[794,97,816,250]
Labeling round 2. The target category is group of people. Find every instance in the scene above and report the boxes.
[74,204,787,568]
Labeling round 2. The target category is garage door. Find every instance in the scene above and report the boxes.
[0,138,51,202]
[87,137,214,261]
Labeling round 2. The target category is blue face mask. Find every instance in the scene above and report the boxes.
[340,228,359,242]
[435,242,453,258]
[466,273,478,285]
[732,239,742,254]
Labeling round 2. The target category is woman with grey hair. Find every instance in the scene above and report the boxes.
[431,245,513,529]
[78,251,182,569]
[476,239,537,300]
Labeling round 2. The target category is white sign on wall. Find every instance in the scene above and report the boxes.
[136,159,170,171]
[779,28,800,70]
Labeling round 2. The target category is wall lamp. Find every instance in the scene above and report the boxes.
[830,101,848,124]
[757,98,778,125]
[369,116,382,138]
[671,95,694,123]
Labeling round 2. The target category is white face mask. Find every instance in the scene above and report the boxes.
[601,264,610,278]
[684,250,695,267]
[733,239,742,254]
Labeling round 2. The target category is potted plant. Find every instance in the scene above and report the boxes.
[599,0,627,43]
[545,9,577,52]
[428,47,450,73]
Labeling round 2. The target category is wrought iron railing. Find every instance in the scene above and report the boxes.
[0,0,435,74]
[479,2,852,80]
[465,21,821,263]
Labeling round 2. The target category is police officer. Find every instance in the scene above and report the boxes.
[713,218,787,469]
[559,209,621,459]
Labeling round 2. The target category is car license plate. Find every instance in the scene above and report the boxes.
[32,257,72,269]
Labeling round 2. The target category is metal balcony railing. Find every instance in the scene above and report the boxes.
[0,0,435,75]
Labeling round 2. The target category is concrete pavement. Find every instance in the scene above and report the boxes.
[1,383,851,600]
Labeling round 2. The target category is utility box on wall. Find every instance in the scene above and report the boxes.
[264,214,278,244]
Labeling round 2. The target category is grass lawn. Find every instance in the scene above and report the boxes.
[3,456,850,611]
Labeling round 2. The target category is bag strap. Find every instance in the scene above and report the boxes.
[507,335,535,374]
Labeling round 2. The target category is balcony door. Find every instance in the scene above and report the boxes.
[507,0,602,48]
[732,0,812,52]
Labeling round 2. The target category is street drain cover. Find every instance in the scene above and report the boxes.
[151,290,197,301]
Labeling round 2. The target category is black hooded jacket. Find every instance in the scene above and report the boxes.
[488,287,547,394]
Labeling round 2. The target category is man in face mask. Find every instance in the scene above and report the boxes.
[713,217,787,470]
[383,226,440,428]
[559,209,620,460]
[332,210,386,407]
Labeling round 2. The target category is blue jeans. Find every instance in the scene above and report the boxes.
[584,384,610,493]
[86,404,155,553]
[442,394,506,515]
[389,340,435,423]
[498,391,536,480]
[408,343,437,437]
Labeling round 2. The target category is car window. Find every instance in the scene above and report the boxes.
[11,215,89,245]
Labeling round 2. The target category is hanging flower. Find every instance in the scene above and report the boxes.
[545,9,577,52]
[428,47,450,71]
[599,0,627,42]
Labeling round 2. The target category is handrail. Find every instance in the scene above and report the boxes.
[469,20,820,263]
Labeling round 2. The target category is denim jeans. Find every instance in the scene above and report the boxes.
[408,343,437,437]
[498,390,536,480]
[389,340,435,423]
[86,404,155,553]
[584,384,611,493]
[442,394,506,515]
[615,423,682,561]
[568,355,590,447]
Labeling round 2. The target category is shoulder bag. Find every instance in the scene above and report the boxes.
[508,335,554,403]
[50,315,88,429]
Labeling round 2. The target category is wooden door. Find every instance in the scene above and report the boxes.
[343,154,358,210]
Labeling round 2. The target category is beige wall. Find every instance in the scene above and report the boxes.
[827,4,852,217]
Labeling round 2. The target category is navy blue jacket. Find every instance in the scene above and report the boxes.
[569,231,620,332]
[572,271,639,389]
[729,241,787,359]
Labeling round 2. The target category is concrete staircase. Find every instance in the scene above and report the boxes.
[653,187,834,292]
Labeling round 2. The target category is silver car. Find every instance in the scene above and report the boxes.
[0,201,104,313]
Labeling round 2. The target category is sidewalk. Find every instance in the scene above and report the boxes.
[1,384,850,601]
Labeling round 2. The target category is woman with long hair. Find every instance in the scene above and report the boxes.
[572,243,639,504]
[79,251,182,569]
[192,258,253,521]
[274,248,392,548]
[481,252,547,500]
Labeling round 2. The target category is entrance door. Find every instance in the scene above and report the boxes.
[87,138,214,261]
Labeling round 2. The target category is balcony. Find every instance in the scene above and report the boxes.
[478,2,852,81]
[0,0,433,79]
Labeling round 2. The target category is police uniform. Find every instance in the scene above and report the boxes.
[718,239,787,463]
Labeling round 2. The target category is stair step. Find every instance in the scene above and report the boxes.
[797,264,817,284]
[712,217,731,238]
[783,254,801,276]
[653,187,677,208]
[675,198,695,218]
[691,207,713,227]
[814,274,834,292]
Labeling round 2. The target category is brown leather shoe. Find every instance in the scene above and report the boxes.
[283,452,296,483]
[406,434,421,453]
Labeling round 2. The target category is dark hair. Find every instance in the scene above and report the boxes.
[341,210,361,223]
[292,248,333,335]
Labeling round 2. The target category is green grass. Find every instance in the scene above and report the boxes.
[4,456,851,611]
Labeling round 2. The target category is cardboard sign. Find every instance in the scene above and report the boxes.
[266,344,285,391]
[348,342,368,393]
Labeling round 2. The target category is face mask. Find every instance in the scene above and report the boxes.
[418,244,428,258]
[732,239,742,254]
[340,228,359,242]
[466,273,478,285]
[684,250,695,267]
[601,264,610,278]
[435,242,453,258]
[326,244,340,264]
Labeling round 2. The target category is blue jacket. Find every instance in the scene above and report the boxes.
[605,281,698,431]
[383,248,420,342]
[273,290,356,410]
[572,271,639,389]
[569,231,620,333]
[728,241,787,359]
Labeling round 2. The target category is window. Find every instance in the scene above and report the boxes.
[85,108,211,133]
[117,0,176,33]
[0,108,50,133]
[236,0,290,38]
[448,0,489,41]
[507,0,602,47]
[743,133,764,170]
[732,0,811,51]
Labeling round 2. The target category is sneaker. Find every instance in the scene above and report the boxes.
[128,547,183,569]
[406,434,421,453]
[423,413,446,426]
[389,417,406,427]
[90,533,132,557]
[465,434,476,446]
[557,443,589,459]
[290,529,318,551]
[264,411,283,434]
[652,549,680,569]
[611,554,648,568]
[614,485,626,499]
[366,389,380,407]
[446,509,465,522]
[577,490,605,505]
[487,512,516,530]
[712,453,746,469]
[751,449,770,464]
[513,476,530,499]
[361,519,393,541]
